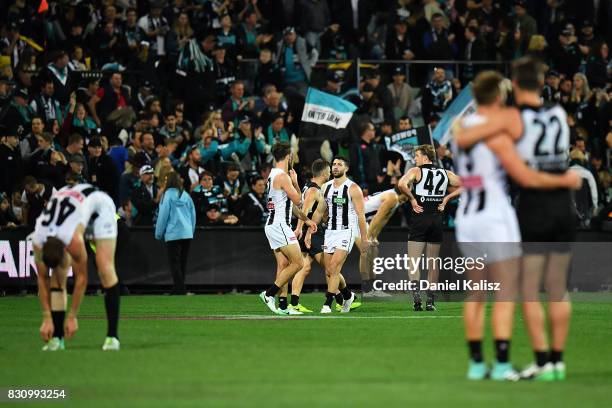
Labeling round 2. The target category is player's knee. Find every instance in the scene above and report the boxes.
[293,257,304,270]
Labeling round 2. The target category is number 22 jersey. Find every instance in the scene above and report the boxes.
[32,184,117,247]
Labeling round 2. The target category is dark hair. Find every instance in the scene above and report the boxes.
[415,144,436,162]
[272,142,291,162]
[399,115,411,122]
[311,159,330,177]
[42,236,65,268]
[226,164,240,173]
[472,70,504,105]
[165,171,184,197]
[431,12,444,20]
[250,176,264,186]
[23,176,37,188]
[200,170,214,180]
[512,56,544,91]
[466,26,478,37]
[332,155,350,167]
[358,121,374,136]
[68,133,83,146]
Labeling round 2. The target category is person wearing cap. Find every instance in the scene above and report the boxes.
[275,26,318,94]
[3,86,34,130]
[514,0,537,53]
[0,126,24,196]
[578,20,599,56]
[551,27,581,77]
[131,163,162,226]
[387,65,414,122]
[385,17,415,62]
[213,42,238,105]
[322,70,344,95]
[88,137,119,203]
[67,153,87,185]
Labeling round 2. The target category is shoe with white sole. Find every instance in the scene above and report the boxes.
[102,336,120,351]
[320,305,332,314]
[42,337,65,351]
[259,291,277,314]
[341,292,356,313]
[554,362,566,381]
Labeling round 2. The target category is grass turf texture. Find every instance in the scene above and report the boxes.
[1,294,611,408]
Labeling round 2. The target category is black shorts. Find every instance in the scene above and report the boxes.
[408,213,443,243]
[299,229,325,257]
[517,189,576,253]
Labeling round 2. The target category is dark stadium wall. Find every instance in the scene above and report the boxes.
[0,227,611,291]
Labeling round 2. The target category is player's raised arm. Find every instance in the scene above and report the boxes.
[453,109,523,148]
[439,170,463,211]
[350,183,370,253]
[487,135,582,190]
[398,167,423,213]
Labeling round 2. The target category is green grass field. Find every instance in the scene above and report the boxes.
[1,294,611,407]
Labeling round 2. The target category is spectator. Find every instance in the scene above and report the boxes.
[238,10,271,59]
[202,204,239,226]
[179,145,205,192]
[21,176,56,227]
[138,131,158,165]
[423,13,458,66]
[155,171,196,296]
[88,137,119,202]
[4,87,34,130]
[463,26,488,82]
[88,71,135,128]
[134,81,155,113]
[30,78,63,125]
[119,158,141,204]
[0,127,23,195]
[254,48,282,95]
[332,0,372,46]
[387,65,415,123]
[29,132,68,189]
[585,42,610,89]
[259,90,287,129]
[0,192,20,229]
[320,20,349,59]
[221,81,254,127]
[137,1,171,60]
[170,11,194,53]
[321,70,344,96]
[514,0,537,53]
[422,68,453,123]
[191,170,229,223]
[108,138,129,175]
[551,28,581,77]
[75,78,100,115]
[131,164,162,226]
[194,127,220,169]
[159,112,185,144]
[297,0,331,51]
[363,71,394,124]
[93,20,126,67]
[349,121,382,193]
[213,44,237,105]
[542,70,561,103]
[275,27,318,94]
[42,50,74,106]
[20,117,45,162]
[385,17,415,62]
[216,13,243,61]
[238,175,268,225]
[570,149,598,227]
[222,164,242,212]
[67,154,87,184]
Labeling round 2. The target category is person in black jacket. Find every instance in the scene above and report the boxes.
[131,164,162,226]
[349,121,383,194]
[238,176,268,226]
[462,26,488,82]
[21,176,55,227]
[0,126,24,196]
[88,137,119,203]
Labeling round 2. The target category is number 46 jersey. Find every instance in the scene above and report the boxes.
[32,184,117,247]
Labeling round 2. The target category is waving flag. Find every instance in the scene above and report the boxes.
[301,88,357,130]
[433,84,476,145]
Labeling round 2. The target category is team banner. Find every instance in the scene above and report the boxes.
[301,88,357,129]
[384,125,432,168]
[433,84,476,145]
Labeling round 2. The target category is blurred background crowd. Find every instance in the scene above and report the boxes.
[0,0,610,230]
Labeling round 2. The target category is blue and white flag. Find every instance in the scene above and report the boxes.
[301,88,357,129]
[433,84,476,145]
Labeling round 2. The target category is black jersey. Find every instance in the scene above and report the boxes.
[411,164,450,213]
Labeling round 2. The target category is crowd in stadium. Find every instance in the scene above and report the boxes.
[0,0,610,230]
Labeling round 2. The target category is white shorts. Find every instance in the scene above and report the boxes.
[86,196,118,241]
[264,223,298,250]
[323,228,356,254]
[455,205,522,264]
